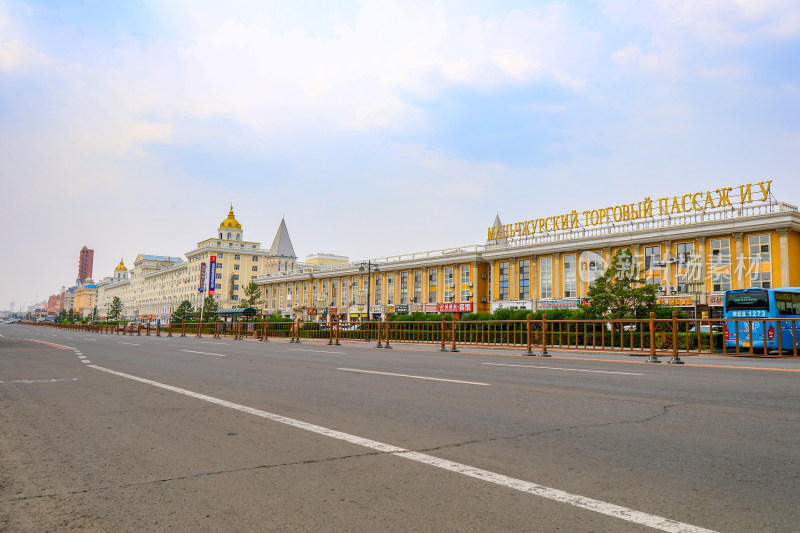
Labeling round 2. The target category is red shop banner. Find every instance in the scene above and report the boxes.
[437,302,473,313]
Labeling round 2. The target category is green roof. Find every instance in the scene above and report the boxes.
[214,307,258,316]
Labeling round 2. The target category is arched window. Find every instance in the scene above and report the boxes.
[219,233,222,239]
[236,233,241,240]
[227,232,232,240]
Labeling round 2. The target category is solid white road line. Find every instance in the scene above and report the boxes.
[118,342,140,346]
[181,349,228,358]
[290,349,349,355]
[0,378,78,384]
[86,364,716,533]
[338,368,489,386]
[81,360,92,364]
[482,362,644,376]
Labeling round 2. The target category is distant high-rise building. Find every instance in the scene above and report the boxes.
[78,245,94,283]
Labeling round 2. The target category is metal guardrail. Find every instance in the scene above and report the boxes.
[26,314,800,359]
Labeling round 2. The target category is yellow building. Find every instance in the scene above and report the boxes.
[96,206,298,322]
[73,278,99,318]
[256,181,800,320]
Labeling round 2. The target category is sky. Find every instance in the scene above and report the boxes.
[1,0,799,311]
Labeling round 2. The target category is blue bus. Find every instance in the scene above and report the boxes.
[724,288,800,352]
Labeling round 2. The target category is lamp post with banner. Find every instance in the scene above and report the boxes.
[198,262,207,323]
[358,261,380,341]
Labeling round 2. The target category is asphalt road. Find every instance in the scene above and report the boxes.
[1,323,799,532]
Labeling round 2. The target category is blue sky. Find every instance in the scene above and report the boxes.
[2,0,799,310]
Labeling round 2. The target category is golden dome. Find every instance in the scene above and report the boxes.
[220,205,242,229]
[115,258,127,272]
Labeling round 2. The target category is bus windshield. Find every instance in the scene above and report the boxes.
[775,291,800,316]
[725,290,769,311]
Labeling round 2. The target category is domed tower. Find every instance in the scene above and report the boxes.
[218,205,243,241]
[114,258,129,281]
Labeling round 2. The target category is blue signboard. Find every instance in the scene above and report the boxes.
[209,256,216,295]
[199,262,206,292]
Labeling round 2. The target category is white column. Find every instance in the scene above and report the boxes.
[733,232,745,289]
[778,228,790,287]
[662,240,672,290]
[697,236,707,303]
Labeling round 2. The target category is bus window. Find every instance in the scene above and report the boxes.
[775,291,800,316]
[725,290,769,311]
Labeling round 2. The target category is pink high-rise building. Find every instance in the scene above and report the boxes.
[78,245,94,283]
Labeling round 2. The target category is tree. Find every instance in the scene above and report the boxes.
[109,296,123,320]
[240,282,261,308]
[172,300,194,323]
[200,295,219,320]
[583,249,658,319]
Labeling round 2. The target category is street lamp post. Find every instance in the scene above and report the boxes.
[358,261,380,341]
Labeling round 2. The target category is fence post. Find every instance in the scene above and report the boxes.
[136,324,141,336]
[334,318,341,346]
[440,318,447,352]
[156,324,161,337]
[196,321,202,338]
[146,323,151,336]
[384,320,392,349]
[647,312,660,363]
[167,323,173,337]
[524,314,534,356]
[540,314,550,356]
[261,321,268,342]
[451,316,459,352]
[668,311,684,364]
[375,319,383,348]
[180,323,186,337]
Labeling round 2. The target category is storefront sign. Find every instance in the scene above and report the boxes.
[395,304,409,314]
[438,302,473,313]
[492,300,533,312]
[536,299,590,310]
[657,297,694,307]
[489,181,773,240]
[410,304,423,312]
[209,255,216,295]
[309,308,317,315]
[328,307,338,314]
[706,294,724,306]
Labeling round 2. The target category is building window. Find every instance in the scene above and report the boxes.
[374,274,382,305]
[387,274,394,305]
[748,234,771,289]
[498,261,509,301]
[558,255,574,298]
[643,246,661,285]
[413,270,422,304]
[252,266,258,272]
[341,281,347,307]
[331,280,337,304]
[227,232,232,240]
[234,265,240,271]
[252,256,258,261]
[710,238,731,292]
[519,259,531,300]
[428,268,437,303]
[539,257,553,299]
[303,282,308,306]
[675,242,693,293]
[399,272,408,305]
[232,274,239,281]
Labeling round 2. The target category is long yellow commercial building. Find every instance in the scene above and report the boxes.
[256,181,800,320]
